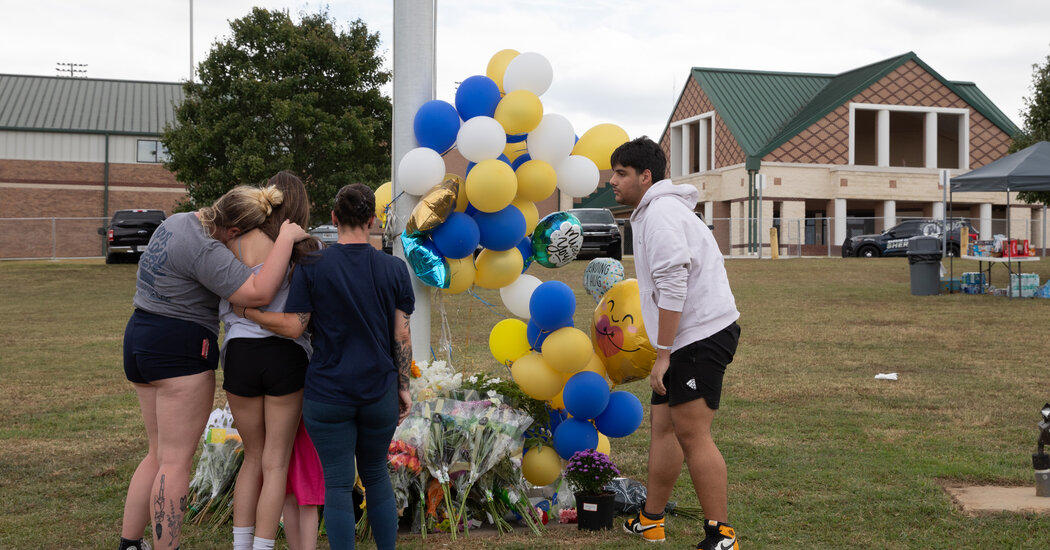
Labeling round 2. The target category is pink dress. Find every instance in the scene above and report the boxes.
[286,419,325,505]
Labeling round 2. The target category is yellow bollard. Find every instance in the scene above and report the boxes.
[770,227,780,259]
[960,225,969,257]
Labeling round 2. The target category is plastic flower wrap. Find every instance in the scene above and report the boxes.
[409,360,462,401]
[186,405,244,528]
[388,439,423,514]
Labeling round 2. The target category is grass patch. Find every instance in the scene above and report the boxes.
[2,257,1050,548]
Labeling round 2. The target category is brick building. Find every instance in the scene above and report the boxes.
[659,52,1030,255]
[0,74,185,258]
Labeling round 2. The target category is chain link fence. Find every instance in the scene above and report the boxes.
[0,217,109,260]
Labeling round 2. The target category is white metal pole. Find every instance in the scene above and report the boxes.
[940,169,949,257]
[393,0,435,361]
[757,174,765,259]
[189,0,194,83]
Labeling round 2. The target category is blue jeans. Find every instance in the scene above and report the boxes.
[303,387,399,550]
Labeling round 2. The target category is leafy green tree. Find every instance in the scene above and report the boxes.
[1013,49,1050,205]
[163,7,391,221]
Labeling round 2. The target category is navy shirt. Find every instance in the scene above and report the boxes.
[285,243,415,406]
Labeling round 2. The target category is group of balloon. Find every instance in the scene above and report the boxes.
[385,49,657,488]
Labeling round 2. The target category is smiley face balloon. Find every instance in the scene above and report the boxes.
[590,279,656,385]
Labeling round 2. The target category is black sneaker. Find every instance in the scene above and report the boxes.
[696,520,738,550]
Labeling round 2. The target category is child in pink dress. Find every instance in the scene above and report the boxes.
[283,419,324,550]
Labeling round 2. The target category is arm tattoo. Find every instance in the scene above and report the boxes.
[395,339,412,392]
[296,312,309,328]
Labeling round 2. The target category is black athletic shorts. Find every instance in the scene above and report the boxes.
[222,336,308,397]
[652,322,740,409]
[123,309,219,384]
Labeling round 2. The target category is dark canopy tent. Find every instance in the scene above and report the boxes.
[948,141,1050,292]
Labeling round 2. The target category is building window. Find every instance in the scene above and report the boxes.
[670,113,715,177]
[849,103,968,169]
[137,140,170,163]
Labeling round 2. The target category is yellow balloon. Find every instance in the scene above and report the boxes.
[443,256,476,295]
[489,318,530,367]
[515,159,557,202]
[577,353,611,385]
[521,445,562,487]
[572,123,630,170]
[549,389,565,411]
[494,90,543,135]
[510,352,563,400]
[486,49,520,94]
[542,327,593,374]
[374,181,392,226]
[504,140,529,163]
[473,248,524,289]
[595,433,611,455]
[465,159,517,213]
[591,279,657,385]
[511,198,539,236]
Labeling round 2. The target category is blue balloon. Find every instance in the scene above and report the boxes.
[553,418,599,460]
[497,153,512,167]
[529,281,576,330]
[563,372,611,420]
[594,391,644,438]
[511,153,533,171]
[400,231,450,288]
[474,206,526,251]
[547,407,569,432]
[506,132,528,143]
[526,319,552,351]
[431,212,480,259]
[516,237,534,273]
[454,75,501,121]
[465,161,475,177]
[413,100,460,153]
[464,203,479,217]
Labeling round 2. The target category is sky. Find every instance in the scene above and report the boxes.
[3,0,1049,141]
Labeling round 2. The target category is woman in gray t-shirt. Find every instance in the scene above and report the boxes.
[118,185,308,550]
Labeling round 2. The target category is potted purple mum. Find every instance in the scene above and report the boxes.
[564,449,620,530]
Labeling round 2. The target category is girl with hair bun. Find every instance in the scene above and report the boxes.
[117,185,309,550]
[242,183,414,550]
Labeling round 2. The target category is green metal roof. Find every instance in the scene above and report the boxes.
[678,52,1022,170]
[0,74,183,135]
[574,183,630,212]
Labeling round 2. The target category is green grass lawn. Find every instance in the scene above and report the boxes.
[2,256,1050,549]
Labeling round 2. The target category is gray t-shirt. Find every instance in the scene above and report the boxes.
[133,212,254,334]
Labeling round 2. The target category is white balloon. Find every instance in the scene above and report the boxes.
[555,155,600,198]
[503,52,554,96]
[397,147,446,195]
[500,273,542,319]
[457,116,507,162]
[526,114,575,164]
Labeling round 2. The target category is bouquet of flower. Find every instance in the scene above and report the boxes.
[409,360,462,402]
[388,439,423,514]
[186,405,244,528]
[563,449,621,496]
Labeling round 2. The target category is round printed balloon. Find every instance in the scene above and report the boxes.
[591,279,657,385]
[583,258,626,303]
[531,211,583,268]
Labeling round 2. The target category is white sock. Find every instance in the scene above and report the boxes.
[252,536,275,550]
[232,526,254,550]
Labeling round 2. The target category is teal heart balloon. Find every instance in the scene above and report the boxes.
[531,211,583,268]
[400,231,450,288]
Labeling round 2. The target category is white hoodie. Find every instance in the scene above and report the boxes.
[630,179,739,351]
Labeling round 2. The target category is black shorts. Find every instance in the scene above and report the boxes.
[222,336,308,397]
[652,322,740,409]
[123,309,219,384]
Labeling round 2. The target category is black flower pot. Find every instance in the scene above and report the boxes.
[575,491,615,530]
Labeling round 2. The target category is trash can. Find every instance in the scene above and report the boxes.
[907,236,942,296]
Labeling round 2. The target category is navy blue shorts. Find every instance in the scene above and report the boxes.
[123,309,219,384]
[652,322,740,409]
[222,336,308,397]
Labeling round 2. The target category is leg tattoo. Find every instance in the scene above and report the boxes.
[153,475,166,540]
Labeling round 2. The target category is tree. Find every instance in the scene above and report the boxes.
[163,7,391,222]
[1013,49,1050,205]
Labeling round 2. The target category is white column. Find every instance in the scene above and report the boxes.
[393,0,436,362]
[670,125,682,178]
[834,198,847,245]
[697,118,710,172]
[931,202,945,219]
[704,201,714,226]
[958,114,969,169]
[681,123,691,175]
[884,200,896,229]
[979,203,992,240]
[877,109,890,167]
[924,112,937,168]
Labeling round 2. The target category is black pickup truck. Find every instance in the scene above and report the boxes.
[568,208,622,260]
[105,209,166,264]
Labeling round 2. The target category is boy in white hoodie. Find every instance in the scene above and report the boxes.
[611,137,741,550]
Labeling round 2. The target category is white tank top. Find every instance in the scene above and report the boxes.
[219,263,313,361]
